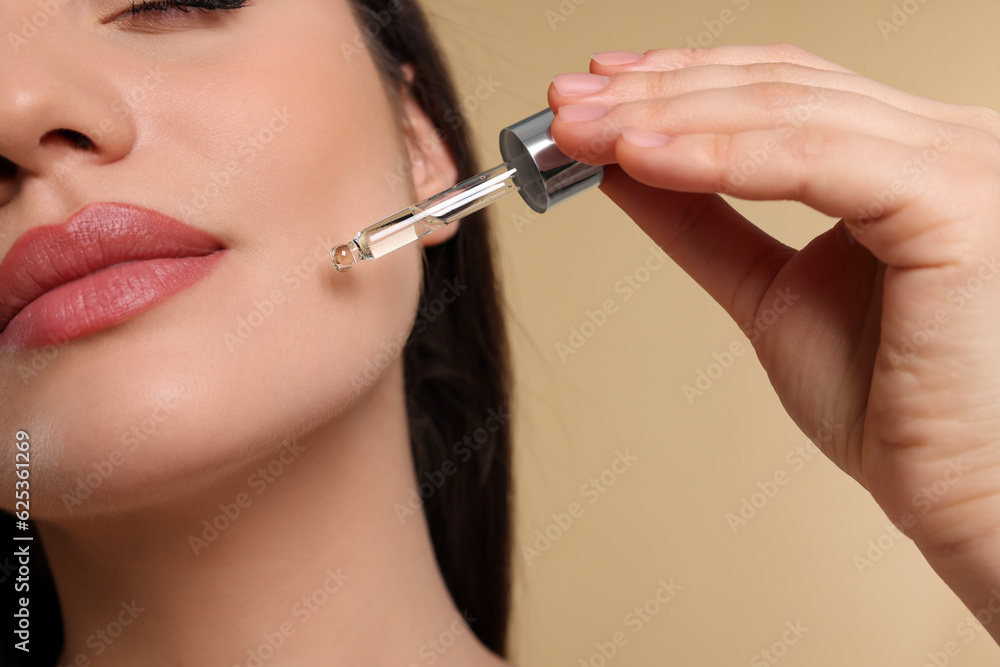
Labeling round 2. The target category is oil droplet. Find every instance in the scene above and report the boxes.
[331,244,356,272]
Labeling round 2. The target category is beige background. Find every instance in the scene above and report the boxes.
[418,0,1000,664]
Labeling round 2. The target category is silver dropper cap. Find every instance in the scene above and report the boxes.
[499,109,604,214]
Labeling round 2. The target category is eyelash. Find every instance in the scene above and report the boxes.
[123,0,250,18]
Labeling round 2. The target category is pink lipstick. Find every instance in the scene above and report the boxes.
[0,202,226,349]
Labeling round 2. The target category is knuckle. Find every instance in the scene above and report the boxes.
[709,132,738,171]
[762,42,810,63]
[642,70,678,100]
[677,47,705,69]
[631,47,702,73]
[745,61,791,84]
[749,81,803,116]
[746,61,821,89]
[787,127,829,163]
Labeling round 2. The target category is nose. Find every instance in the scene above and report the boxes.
[0,12,137,207]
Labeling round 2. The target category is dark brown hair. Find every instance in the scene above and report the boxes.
[347,0,513,656]
[2,0,512,664]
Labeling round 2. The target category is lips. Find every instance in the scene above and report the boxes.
[0,202,226,349]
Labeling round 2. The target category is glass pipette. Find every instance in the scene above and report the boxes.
[330,109,604,272]
[330,163,520,271]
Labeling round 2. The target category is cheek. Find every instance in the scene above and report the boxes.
[146,22,425,471]
[195,7,426,422]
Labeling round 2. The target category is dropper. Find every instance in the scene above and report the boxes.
[330,109,604,272]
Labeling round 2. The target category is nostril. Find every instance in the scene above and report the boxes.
[42,127,94,150]
[0,156,15,179]
[49,129,95,151]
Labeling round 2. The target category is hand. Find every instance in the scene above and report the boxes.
[548,44,1000,638]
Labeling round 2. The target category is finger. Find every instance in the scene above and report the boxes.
[550,82,959,167]
[589,44,857,76]
[597,165,795,333]
[572,44,990,132]
[552,65,848,112]
[611,125,970,269]
[548,63,986,140]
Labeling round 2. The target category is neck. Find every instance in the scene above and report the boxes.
[41,363,505,667]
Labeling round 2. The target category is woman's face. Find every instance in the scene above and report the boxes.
[0,0,445,515]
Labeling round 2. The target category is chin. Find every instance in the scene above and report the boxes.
[1,346,246,520]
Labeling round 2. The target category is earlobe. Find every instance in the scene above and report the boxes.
[398,64,461,248]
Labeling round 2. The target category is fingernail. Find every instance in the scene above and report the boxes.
[591,51,644,66]
[558,105,610,123]
[552,73,612,96]
[622,126,672,148]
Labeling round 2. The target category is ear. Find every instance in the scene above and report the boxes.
[398,64,461,249]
